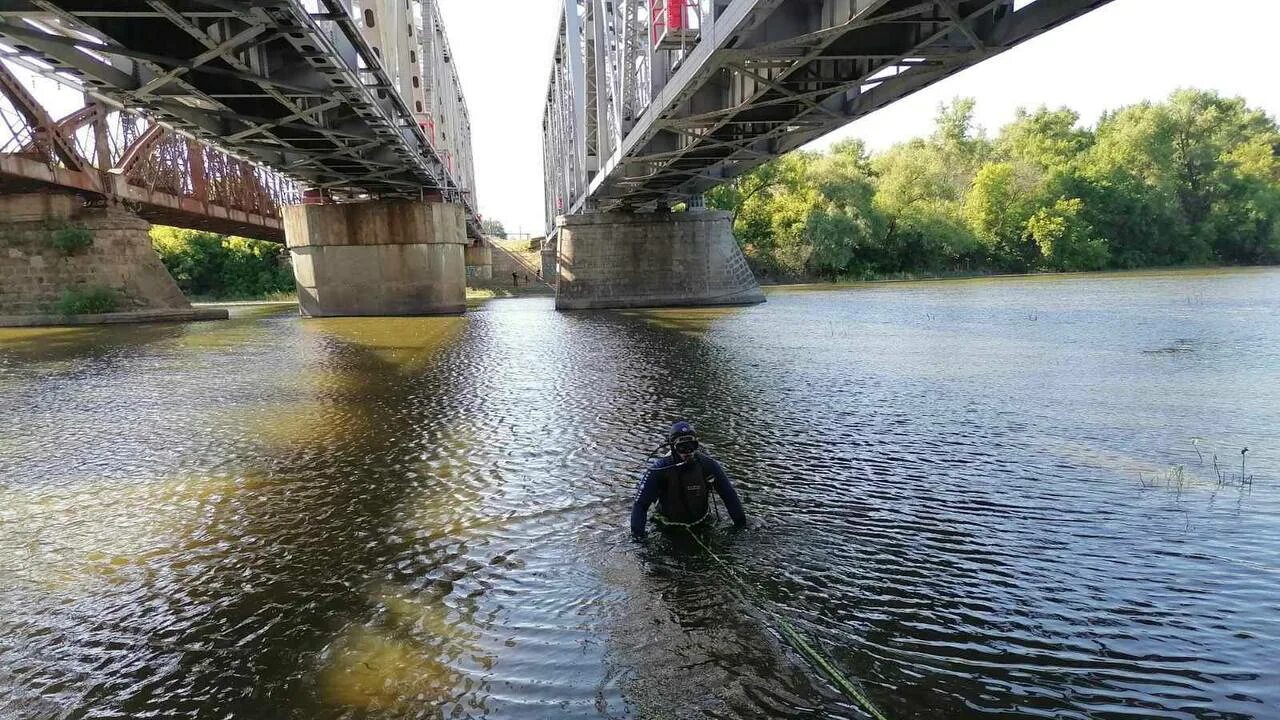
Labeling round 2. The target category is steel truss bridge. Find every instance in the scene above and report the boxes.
[0,0,480,241]
[542,0,1114,234]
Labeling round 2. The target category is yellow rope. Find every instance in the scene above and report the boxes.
[682,529,890,720]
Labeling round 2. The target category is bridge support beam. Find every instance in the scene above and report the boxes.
[554,211,764,310]
[284,199,467,317]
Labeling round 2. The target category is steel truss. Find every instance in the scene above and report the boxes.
[0,0,480,237]
[543,0,1115,234]
[1,61,294,239]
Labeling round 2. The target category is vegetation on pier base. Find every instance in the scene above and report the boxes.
[707,89,1280,281]
[49,223,94,255]
[151,227,295,301]
[56,286,118,315]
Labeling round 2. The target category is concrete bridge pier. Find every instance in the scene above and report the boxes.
[284,199,468,317]
[465,241,493,282]
[553,210,765,310]
[540,238,558,288]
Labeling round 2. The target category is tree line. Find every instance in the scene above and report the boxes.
[706,89,1280,280]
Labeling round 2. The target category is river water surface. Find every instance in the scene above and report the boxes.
[2,269,1278,720]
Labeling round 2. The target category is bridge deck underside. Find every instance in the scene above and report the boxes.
[589,0,1113,212]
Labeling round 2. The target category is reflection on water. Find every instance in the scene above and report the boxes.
[2,269,1279,719]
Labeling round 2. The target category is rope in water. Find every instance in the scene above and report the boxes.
[680,528,890,720]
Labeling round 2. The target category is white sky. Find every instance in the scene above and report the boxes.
[438,0,1280,235]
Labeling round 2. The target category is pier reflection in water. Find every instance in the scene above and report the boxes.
[1,268,1278,719]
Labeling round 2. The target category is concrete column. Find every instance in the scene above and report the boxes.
[554,210,765,310]
[540,236,558,288]
[464,242,493,282]
[284,199,467,317]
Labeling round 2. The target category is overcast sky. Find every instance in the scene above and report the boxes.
[438,0,1280,236]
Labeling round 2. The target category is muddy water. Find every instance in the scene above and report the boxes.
[1,269,1278,719]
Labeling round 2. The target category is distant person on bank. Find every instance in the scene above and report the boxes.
[631,421,746,540]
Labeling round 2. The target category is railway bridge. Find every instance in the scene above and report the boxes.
[542,0,1114,309]
[1,0,479,318]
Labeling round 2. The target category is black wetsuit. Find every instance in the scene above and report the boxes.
[630,452,746,539]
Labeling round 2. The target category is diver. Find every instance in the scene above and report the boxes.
[630,421,747,540]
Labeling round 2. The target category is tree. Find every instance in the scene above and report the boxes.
[964,162,1041,269]
[805,139,885,277]
[1026,198,1110,271]
[997,106,1093,172]
[481,218,507,238]
[151,227,294,299]
[1086,89,1280,264]
[698,90,1280,279]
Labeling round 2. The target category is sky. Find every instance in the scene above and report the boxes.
[438,0,1280,236]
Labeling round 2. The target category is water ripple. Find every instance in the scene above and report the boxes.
[2,271,1279,718]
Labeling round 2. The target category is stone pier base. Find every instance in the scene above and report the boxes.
[554,211,765,310]
[0,193,217,325]
[465,242,493,282]
[284,199,467,317]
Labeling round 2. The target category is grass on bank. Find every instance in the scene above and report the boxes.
[764,264,1277,292]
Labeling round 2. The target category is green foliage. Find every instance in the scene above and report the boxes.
[49,223,94,255]
[1027,198,1110,271]
[151,227,294,300]
[708,89,1280,279]
[481,218,507,238]
[56,286,118,315]
[997,107,1092,171]
[965,163,1039,269]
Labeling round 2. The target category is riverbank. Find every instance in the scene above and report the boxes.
[0,306,228,328]
[189,291,298,304]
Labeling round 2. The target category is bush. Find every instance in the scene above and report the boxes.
[50,224,94,254]
[56,286,118,315]
[151,227,295,300]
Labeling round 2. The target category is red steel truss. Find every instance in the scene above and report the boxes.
[0,63,295,241]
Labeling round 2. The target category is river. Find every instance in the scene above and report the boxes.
[1,268,1278,719]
